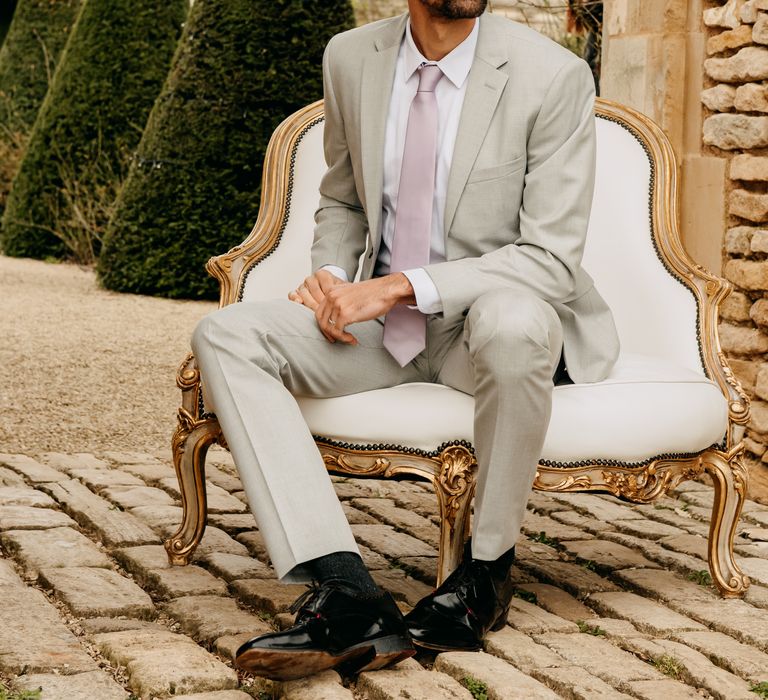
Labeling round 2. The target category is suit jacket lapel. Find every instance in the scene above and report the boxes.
[443,14,509,237]
[360,14,407,244]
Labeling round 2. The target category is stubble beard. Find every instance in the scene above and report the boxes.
[418,0,488,19]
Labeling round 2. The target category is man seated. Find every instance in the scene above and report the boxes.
[192,0,619,681]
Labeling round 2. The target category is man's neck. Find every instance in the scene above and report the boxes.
[407,2,476,62]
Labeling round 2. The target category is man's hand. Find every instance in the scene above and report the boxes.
[288,269,345,310]
[290,271,417,344]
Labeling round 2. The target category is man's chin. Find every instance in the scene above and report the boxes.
[420,0,488,20]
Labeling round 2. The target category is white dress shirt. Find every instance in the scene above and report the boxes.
[324,19,479,314]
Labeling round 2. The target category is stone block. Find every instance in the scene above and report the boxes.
[515,583,597,622]
[352,497,436,530]
[14,671,129,700]
[544,492,644,521]
[726,225,755,254]
[39,567,156,619]
[131,504,184,529]
[102,485,176,510]
[547,509,617,535]
[435,651,559,699]
[371,569,433,606]
[40,452,110,473]
[533,633,664,686]
[672,629,768,682]
[351,523,437,558]
[704,0,747,28]
[357,659,473,699]
[115,545,229,599]
[207,512,257,533]
[101,451,165,465]
[1,527,110,575]
[231,579,307,615]
[627,679,715,699]
[705,46,768,82]
[280,670,355,699]
[753,232,768,253]
[531,666,634,699]
[708,23,755,53]
[756,11,768,42]
[702,84,736,111]
[750,399,768,434]
[601,532,709,578]
[522,511,594,542]
[483,626,565,672]
[164,595,269,644]
[735,82,768,111]
[43,479,159,547]
[719,322,768,354]
[704,114,768,149]
[743,0,760,23]
[93,628,238,698]
[611,517,686,540]
[183,525,249,558]
[625,637,756,699]
[120,461,174,483]
[0,504,75,530]
[504,597,579,634]
[69,468,145,491]
[587,591,705,635]
[173,692,253,700]
[200,551,272,581]
[0,561,97,674]
[0,454,67,482]
[560,539,660,572]
[518,558,619,598]
[0,466,25,486]
[752,298,768,329]
[732,155,768,181]
[730,188,768,221]
[159,477,247,513]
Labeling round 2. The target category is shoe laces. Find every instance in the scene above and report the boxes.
[289,580,324,619]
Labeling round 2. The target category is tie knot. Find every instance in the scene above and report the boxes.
[417,64,443,93]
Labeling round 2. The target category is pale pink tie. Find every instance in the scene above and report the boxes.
[383,64,443,367]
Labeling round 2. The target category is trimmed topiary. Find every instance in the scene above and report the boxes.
[98,0,354,299]
[0,0,82,225]
[1,0,187,261]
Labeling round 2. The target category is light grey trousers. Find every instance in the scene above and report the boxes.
[192,288,564,582]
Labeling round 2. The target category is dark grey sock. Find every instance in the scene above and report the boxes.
[308,551,380,596]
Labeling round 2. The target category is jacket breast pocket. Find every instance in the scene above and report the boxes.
[466,155,526,185]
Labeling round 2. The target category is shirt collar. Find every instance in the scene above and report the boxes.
[403,18,479,89]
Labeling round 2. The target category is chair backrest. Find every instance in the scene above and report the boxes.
[220,99,708,375]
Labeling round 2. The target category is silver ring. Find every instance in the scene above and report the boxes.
[328,318,336,326]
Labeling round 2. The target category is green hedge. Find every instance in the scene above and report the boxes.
[98,0,354,299]
[0,0,82,224]
[1,0,186,261]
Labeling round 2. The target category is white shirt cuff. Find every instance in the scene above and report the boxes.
[402,268,443,314]
[319,265,349,282]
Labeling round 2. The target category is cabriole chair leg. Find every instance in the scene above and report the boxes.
[433,444,477,586]
[165,413,220,565]
[702,446,750,597]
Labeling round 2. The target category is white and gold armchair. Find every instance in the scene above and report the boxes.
[166,98,751,596]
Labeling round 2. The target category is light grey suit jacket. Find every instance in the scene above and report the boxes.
[311,11,620,384]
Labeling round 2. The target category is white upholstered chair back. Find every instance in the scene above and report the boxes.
[237,100,704,376]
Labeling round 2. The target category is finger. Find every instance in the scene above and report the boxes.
[315,300,336,343]
[288,291,304,304]
[297,286,319,311]
[317,269,343,293]
[302,276,325,304]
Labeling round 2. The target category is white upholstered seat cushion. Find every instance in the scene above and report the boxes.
[297,353,728,464]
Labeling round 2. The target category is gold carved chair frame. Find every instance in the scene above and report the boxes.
[166,99,751,596]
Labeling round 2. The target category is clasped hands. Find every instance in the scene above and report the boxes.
[288,269,416,344]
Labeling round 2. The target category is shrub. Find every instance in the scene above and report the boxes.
[0,0,82,223]
[1,0,187,262]
[98,0,354,299]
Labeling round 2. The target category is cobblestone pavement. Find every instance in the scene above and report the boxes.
[1,450,768,699]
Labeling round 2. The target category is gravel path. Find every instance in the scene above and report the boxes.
[1,255,216,454]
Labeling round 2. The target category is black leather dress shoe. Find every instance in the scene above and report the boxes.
[405,542,515,652]
[235,580,415,680]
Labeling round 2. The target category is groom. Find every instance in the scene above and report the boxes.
[192,0,619,681]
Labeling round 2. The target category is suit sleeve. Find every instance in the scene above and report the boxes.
[310,36,369,281]
[422,57,597,317]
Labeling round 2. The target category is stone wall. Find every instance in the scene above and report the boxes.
[704,0,768,464]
